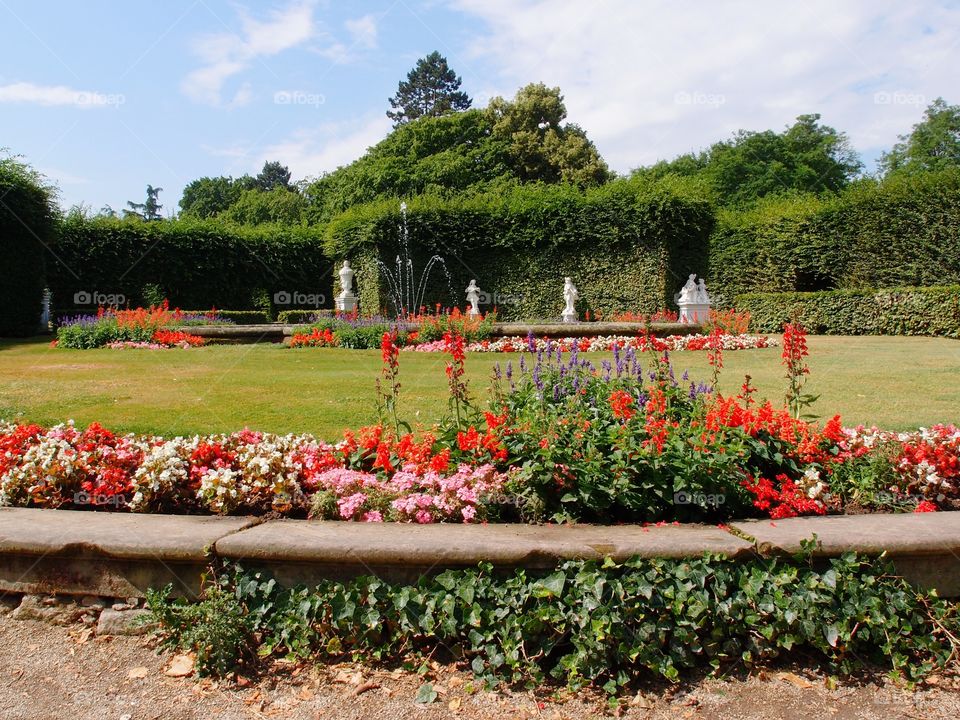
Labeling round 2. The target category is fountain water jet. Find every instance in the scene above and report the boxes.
[375,202,454,318]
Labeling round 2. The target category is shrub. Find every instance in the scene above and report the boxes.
[735,286,960,337]
[0,156,58,336]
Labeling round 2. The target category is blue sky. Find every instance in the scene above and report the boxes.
[2,0,958,213]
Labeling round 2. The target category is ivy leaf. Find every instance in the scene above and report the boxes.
[532,572,566,598]
[415,682,438,704]
[825,625,840,648]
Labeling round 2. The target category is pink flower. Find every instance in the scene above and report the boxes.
[461,505,476,522]
[336,491,367,519]
[415,509,433,523]
[361,510,383,522]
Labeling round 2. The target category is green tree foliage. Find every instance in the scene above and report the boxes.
[179,176,253,219]
[0,153,58,335]
[125,184,164,220]
[879,97,960,177]
[254,160,292,191]
[304,109,512,223]
[486,83,611,186]
[179,163,295,223]
[636,114,861,206]
[221,186,307,225]
[387,51,472,126]
[305,85,610,223]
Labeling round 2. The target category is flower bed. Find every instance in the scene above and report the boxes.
[55,301,217,349]
[3,325,957,521]
[402,332,774,353]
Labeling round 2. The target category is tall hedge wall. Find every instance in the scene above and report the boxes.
[735,286,960,337]
[0,158,58,336]
[324,180,713,321]
[48,218,330,313]
[709,169,960,300]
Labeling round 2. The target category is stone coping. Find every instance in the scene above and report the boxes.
[730,512,960,556]
[0,509,958,597]
[213,521,752,567]
[182,321,704,343]
[0,508,257,562]
[489,321,702,338]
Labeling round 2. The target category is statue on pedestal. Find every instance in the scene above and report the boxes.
[562,277,578,323]
[335,260,358,313]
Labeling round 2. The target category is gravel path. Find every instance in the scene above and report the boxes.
[0,615,958,719]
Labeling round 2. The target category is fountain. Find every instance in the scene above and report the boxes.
[375,202,453,318]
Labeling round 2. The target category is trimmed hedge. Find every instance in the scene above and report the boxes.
[710,169,960,300]
[324,179,713,321]
[276,309,334,324]
[47,218,331,313]
[0,157,58,336]
[736,286,960,337]
[182,310,271,325]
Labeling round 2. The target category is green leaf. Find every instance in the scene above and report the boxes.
[415,682,438,704]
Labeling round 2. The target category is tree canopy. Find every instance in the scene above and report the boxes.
[387,51,472,126]
[124,184,164,220]
[634,114,861,206]
[879,97,960,177]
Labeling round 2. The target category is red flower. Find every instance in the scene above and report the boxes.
[915,500,939,513]
[608,390,635,420]
[381,331,399,369]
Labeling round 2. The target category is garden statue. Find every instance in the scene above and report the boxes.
[696,278,710,305]
[562,277,578,323]
[335,260,358,313]
[678,274,710,324]
[465,279,481,316]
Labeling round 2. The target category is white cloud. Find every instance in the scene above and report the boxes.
[254,115,393,179]
[345,14,378,49]
[453,0,960,170]
[182,0,317,106]
[0,82,124,108]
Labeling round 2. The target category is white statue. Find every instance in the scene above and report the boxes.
[335,260,357,313]
[677,273,710,324]
[679,274,697,304]
[562,277,578,323]
[695,278,710,305]
[465,279,481,317]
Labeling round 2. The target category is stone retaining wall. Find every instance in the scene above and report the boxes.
[0,508,957,599]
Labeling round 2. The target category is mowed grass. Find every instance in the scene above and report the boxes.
[0,335,957,439]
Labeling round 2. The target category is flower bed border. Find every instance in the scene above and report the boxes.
[0,507,957,599]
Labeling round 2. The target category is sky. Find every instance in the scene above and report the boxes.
[2,0,958,213]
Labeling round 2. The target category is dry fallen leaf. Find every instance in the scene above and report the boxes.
[164,654,195,678]
[448,676,464,689]
[127,666,149,680]
[297,687,316,701]
[448,697,462,711]
[353,681,380,697]
[243,690,262,706]
[777,671,814,689]
[632,693,654,709]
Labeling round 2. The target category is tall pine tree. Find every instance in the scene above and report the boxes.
[387,51,471,126]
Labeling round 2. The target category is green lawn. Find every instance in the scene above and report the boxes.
[1,335,957,439]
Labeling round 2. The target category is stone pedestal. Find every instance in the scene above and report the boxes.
[679,303,710,324]
[335,293,357,313]
[561,310,577,324]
